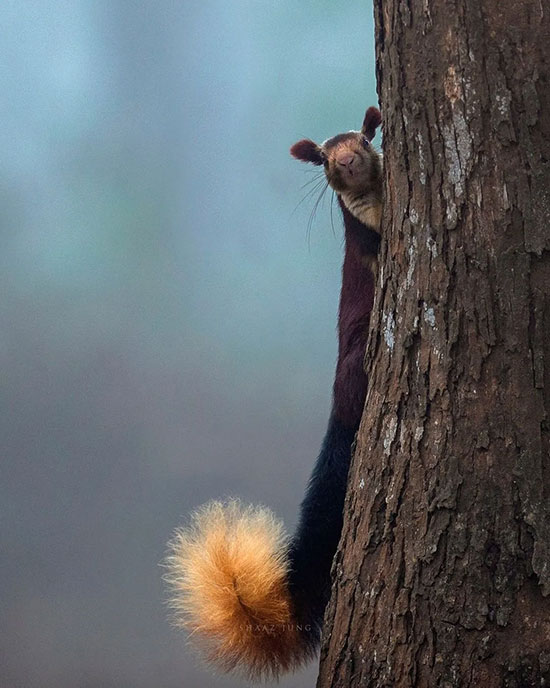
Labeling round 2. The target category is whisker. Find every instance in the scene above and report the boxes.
[330,190,336,237]
[306,180,330,249]
[300,172,325,190]
[291,178,328,218]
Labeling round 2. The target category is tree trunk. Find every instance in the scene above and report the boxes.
[318,1,550,686]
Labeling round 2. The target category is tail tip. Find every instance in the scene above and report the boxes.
[164,499,314,679]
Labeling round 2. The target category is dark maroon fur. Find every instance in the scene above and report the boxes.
[362,106,382,142]
[287,198,379,647]
[332,198,378,427]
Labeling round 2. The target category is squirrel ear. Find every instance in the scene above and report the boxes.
[290,139,324,165]
[361,107,382,141]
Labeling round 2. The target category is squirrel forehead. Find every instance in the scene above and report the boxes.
[321,131,362,149]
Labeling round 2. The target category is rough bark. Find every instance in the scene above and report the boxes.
[318,1,550,686]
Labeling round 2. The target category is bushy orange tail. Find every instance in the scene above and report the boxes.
[164,500,313,680]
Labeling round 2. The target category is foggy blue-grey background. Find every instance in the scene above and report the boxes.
[1,2,377,686]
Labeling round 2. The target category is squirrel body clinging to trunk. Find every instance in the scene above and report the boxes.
[165,106,383,680]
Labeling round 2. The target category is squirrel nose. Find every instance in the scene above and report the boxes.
[335,152,356,168]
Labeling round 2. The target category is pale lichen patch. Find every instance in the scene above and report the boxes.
[383,415,398,456]
[452,106,472,174]
[427,235,438,259]
[423,303,436,328]
[416,132,427,185]
[495,89,512,119]
[406,236,417,289]
[383,310,396,351]
[442,124,463,195]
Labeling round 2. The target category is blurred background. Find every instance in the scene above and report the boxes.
[0,2,377,686]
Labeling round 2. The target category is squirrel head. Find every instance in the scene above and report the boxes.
[290,107,382,196]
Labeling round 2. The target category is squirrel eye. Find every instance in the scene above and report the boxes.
[362,136,370,148]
